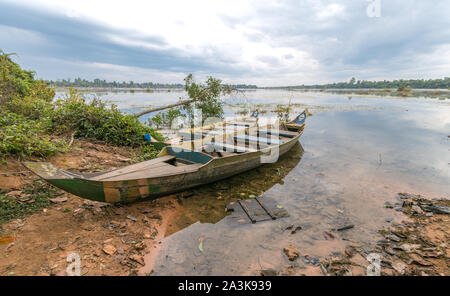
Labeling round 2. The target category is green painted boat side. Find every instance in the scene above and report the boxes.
[23,123,305,204]
[49,178,106,202]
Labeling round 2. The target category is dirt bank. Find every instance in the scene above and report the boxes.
[0,139,179,276]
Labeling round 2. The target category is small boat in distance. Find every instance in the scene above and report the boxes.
[23,112,306,203]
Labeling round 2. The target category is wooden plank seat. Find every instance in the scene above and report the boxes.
[258,129,298,138]
[234,134,284,145]
[94,163,203,181]
[227,121,255,127]
[206,142,257,153]
[214,126,247,132]
[90,155,177,181]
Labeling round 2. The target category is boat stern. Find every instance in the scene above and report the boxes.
[23,161,108,203]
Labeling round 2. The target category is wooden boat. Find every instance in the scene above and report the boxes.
[23,112,306,203]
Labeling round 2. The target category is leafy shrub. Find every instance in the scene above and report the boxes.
[182,74,233,123]
[50,88,164,147]
[0,51,54,104]
[1,50,164,155]
[149,108,183,129]
[134,145,161,162]
[0,111,66,157]
[6,95,54,120]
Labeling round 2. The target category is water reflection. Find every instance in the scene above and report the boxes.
[150,105,449,275]
[166,142,304,236]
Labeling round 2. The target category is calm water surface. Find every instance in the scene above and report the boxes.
[58,89,450,275]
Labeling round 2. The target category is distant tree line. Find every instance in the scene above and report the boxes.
[47,78,257,89]
[285,77,450,89]
[47,78,183,88]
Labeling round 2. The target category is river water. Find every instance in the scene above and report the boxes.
[56,89,450,275]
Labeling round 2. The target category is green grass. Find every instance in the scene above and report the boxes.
[0,179,61,226]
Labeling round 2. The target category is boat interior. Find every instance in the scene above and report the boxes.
[88,119,302,182]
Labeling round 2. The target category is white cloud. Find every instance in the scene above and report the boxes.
[1,0,450,86]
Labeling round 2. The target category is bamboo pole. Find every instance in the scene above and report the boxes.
[135,98,196,117]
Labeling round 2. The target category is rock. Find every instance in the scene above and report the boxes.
[16,195,34,203]
[283,245,300,261]
[377,239,390,246]
[323,231,335,240]
[134,241,145,250]
[83,200,109,209]
[72,208,85,216]
[411,205,424,215]
[408,254,433,267]
[114,208,126,215]
[140,208,153,214]
[398,192,421,200]
[117,247,125,255]
[392,262,407,275]
[129,254,145,266]
[103,244,117,256]
[387,234,401,242]
[400,243,421,253]
[260,269,278,276]
[49,196,68,204]
[345,246,356,257]
[384,246,396,256]
[421,204,450,215]
[384,202,394,209]
[291,226,302,234]
[6,190,22,197]
[116,155,131,162]
[126,215,137,222]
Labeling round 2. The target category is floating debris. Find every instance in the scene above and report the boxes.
[283,245,300,261]
[336,224,354,231]
[226,196,289,224]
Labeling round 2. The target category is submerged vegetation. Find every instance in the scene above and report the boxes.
[148,74,234,128]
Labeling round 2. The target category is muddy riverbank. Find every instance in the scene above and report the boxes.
[1,92,449,276]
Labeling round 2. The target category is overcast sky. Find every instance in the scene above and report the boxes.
[1,0,449,86]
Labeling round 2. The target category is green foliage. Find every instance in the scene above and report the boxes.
[0,110,66,157]
[0,49,164,157]
[149,108,183,129]
[182,74,233,124]
[6,95,55,120]
[0,179,60,226]
[0,50,54,104]
[50,88,164,147]
[133,145,161,162]
[273,104,291,121]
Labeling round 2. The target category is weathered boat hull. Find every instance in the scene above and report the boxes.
[24,123,305,204]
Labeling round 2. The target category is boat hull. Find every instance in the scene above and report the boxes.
[25,125,304,203]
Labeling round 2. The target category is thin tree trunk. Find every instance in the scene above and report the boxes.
[135,98,196,117]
